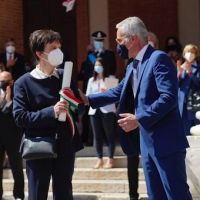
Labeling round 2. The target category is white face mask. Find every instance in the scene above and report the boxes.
[94,65,103,74]
[6,46,15,54]
[43,48,63,66]
[184,52,195,63]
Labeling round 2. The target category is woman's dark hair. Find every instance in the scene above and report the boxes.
[164,36,182,53]
[29,29,62,60]
[93,57,108,81]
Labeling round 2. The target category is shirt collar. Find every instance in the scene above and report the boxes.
[135,44,149,62]
[6,52,14,60]
[30,65,59,79]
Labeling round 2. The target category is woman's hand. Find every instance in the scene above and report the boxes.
[63,87,74,96]
[54,100,69,116]
[100,87,107,92]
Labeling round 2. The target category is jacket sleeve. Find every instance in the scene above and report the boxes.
[88,78,124,108]
[13,81,57,128]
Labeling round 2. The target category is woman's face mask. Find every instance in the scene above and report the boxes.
[184,52,196,63]
[42,48,63,66]
[94,65,103,74]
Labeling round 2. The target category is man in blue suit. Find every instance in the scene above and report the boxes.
[79,17,192,200]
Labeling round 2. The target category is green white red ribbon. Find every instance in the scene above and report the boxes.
[59,89,82,137]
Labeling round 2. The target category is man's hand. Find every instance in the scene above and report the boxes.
[5,85,12,103]
[0,94,3,104]
[6,58,18,68]
[54,100,68,116]
[118,113,139,132]
[78,89,89,105]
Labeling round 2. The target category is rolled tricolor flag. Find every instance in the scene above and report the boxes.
[59,89,82,137]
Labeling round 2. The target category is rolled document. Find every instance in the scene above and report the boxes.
[58,61,73,122]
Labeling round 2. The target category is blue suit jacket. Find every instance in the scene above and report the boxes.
[89,45,189,158]
[178,64,200,119]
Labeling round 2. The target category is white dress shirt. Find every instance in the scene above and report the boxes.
[130,44,149,94]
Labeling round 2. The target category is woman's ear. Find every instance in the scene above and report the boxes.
[36,51,43,60]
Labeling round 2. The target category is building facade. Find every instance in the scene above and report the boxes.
[0,0,200,80]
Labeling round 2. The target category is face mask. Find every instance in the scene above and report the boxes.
[167,44,177,52]
[94,65,103,74]
[94,41,103,50]
[184,52,195,62]
[116,44,129,59]
[116,37,132,59]
[25,66,31,72]
[148,41,154,47]
[43,48,63,66]
[6,46,15,54]
[0,81,11,91]
[33,60,38,67]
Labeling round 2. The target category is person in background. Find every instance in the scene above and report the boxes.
[0,38,25,81]
[0,62,6,73]
[77,44,95,146]
[0,71,24,200]
[147,31,159,49]
[177,44,200,135]
[90,31,116,78]
[164,36,184,66]
[86,57,116,169]
[13,29,85,200]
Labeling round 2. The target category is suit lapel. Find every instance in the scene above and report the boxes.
[135,45,155,97]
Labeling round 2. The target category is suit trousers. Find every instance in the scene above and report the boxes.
[141,142,192,200]
[26,154,75,200]
[90,109,116,158]
[127,155,139,200]
[0,132,24,199]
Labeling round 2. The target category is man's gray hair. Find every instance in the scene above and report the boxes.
[116,17,148,44]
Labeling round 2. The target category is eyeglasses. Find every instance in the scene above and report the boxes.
[115,36,126,44]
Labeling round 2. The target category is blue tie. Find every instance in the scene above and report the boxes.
[132,59,139,95]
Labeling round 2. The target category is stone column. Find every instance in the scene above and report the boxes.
[186,136,200,197]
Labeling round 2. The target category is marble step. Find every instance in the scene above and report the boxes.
[2,179,147,194]
[2,191,149,200]
[5,155,142,169]
[3,168,145,181]
[74,156,142,168]
[76,146,126,157]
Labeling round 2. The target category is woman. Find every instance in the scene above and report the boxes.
[177,44,200,135]
[164,36,184,66]
[86,57,116,169]
[13,30,84,200]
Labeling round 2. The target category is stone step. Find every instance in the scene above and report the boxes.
[3,168,145,181]
[76,146,126,157]
[73,168,145,180]
[5,155,142,169]
[74,156,142,168]
[2,191,149,200]
[2,179,147,194]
